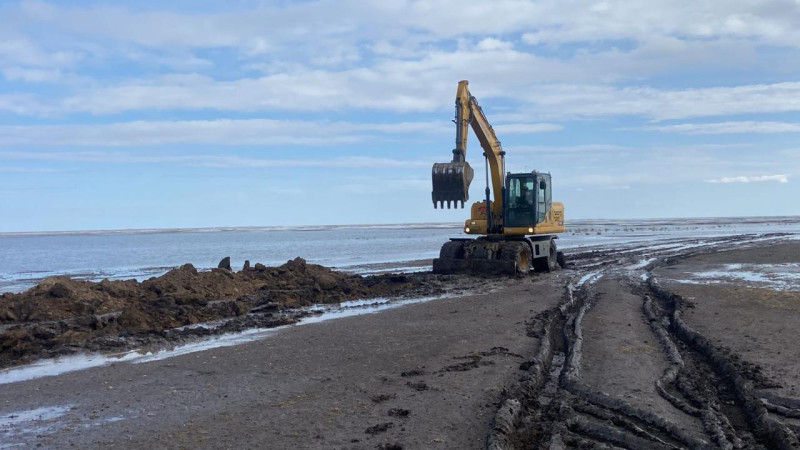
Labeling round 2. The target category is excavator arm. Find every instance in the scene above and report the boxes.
[432,81,505,223]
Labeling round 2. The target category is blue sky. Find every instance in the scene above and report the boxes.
[0,0,798,232]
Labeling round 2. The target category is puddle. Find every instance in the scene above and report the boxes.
[0,294,447,385]
[669,263,800,291]
[302,295,442,325]
[0,405,72,447]
[577,271,603,287]
[0,353,143,385]
[628,258,656,270]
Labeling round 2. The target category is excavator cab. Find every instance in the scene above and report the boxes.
[504,172,551,227]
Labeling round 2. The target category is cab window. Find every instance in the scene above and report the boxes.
[505,176,535,227]
[536,175,551,223]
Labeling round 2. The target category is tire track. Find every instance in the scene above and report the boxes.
[488,232,800,449]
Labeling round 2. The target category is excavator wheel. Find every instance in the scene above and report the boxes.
[556,251,566,269]
[499,242,530,275]
[439,241,465,259]
[433,239,532,276]
[547,240,559,272]
[465,240,494,260]
[530,239,557,273]
[532,256,549,272]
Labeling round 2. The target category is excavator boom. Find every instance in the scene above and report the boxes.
[431,81,505,223]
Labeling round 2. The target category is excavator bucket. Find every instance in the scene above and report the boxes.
[431,161,474,209]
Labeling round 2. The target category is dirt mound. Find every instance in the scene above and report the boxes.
[0,257,441,368]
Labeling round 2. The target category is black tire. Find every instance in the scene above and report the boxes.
[548,239,559,271]
[440,241,464,259]
[467,241,494,260]
[499,242,530,274]
[498,242,520,260]
[556,250,566,268]
[515,244,531,274]
[532,256,549,272]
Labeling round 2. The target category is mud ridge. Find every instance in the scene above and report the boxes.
[644,288,740,449]
[486,281,578,450]
[648,276,800,449]
[560,280,708,449]
[488,275,707,449]
[0,257,482,369]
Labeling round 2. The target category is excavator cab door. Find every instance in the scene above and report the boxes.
[504,174,537,227]
[536,173,551,223]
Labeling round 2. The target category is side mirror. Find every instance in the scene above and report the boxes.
[539,180,547,190]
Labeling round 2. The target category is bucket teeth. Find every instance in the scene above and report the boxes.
[431,160,474,209]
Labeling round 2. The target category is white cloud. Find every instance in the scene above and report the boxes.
[0,36,82,68]
[0,150,429,169]
[335,176,430,195]
[2,1,799,119]
[508,144,631,153]
[3,67,62,82]
[0,166,61,173]
[4,68,800,120]
[513,82,800,121]
[0,119,449,147]
[644,121,800,134]
[493,123,562,134]
[706,174,790,183]
[16,1,800,50]
[475,38,513,52]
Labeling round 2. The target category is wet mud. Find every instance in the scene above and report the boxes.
[489,233,800,449]
[2,232,799,449]
[0,257,471,369]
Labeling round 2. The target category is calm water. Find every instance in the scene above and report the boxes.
[1,217,799,293]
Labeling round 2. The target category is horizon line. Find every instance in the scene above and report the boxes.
[2,215,799,237]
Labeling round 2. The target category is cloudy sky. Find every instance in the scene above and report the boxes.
[1,0,798,231]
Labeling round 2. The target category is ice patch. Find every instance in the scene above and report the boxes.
[0,405,71,447]
[577,271,603,287]
[0,352,142,385]
[302,295,442,325]
[0,294,447,385]
[670,263,800,291]
[0,406,70,428]
[629,258,656,270]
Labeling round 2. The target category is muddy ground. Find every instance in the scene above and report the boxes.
[1,233,799,449]
[0,257,477,369]
[492,235,800,449]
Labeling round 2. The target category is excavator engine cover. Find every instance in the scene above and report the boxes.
[431,161,474,209]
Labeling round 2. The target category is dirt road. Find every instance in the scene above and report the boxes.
[2,233,799,449]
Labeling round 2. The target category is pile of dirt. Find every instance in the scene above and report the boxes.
[0,257,442,368]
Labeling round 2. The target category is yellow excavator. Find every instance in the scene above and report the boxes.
[431,80,566,275]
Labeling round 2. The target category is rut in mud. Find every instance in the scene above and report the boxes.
[489,233,800,449]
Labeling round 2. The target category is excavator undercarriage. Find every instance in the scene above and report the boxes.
[432,236,565,276]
